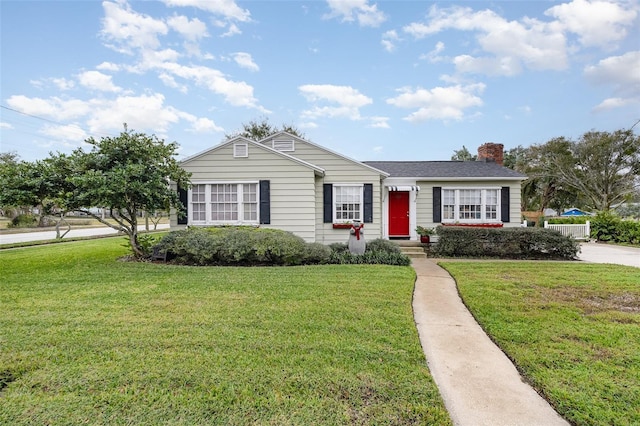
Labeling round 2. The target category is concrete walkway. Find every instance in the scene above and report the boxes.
[412,258,568,426]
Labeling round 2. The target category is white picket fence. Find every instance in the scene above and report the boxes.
[544,220,591,240]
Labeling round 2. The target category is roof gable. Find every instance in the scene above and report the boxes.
[260,132,390,177]
[180,136,325,175]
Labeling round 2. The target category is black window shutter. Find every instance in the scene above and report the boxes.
[363,184,373,223]
[323,184,333,223]
[433,187,442,223]
[259,180,270,224]
[177,187,188,225]
[501,186,510,223]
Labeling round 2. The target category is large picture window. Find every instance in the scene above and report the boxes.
[334,185,363,222]
[442,188,500,223]
[190,182,258,225]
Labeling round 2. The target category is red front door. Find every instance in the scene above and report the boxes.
[388,192,410,236]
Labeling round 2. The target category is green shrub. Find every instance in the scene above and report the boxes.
[591,211,640,244]
[302,242,331,264]
[154,230,409,266]
[8,214,38,228]
[327,238,410,266]
[365,238,403,254]
[433,226,579,260]
[154,227,326,266]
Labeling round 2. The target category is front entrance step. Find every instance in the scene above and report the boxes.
[399,246,426,259]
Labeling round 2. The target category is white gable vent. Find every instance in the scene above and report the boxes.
[233,143,248,158]
[272,139,294,152]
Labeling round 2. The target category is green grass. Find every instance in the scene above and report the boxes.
[441,261,640,425]
[0,238,450,425]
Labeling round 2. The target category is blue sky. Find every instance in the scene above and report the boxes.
[1,0,639,163]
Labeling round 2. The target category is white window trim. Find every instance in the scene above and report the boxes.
[333,184,364,223]
[189,181,259,226]
[233,143,248,158]
[442,187,501,223]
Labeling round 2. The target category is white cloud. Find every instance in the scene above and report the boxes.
[585,51,640,110]
[232,52,259,72]
[403,5,569,75]
[162,0,251,22]
[324,0,386,27]
[381,30,399,52]
[40,124,88,143]
[51,78,75,91]
[160,63,266,110]
[186,117,224,133]
[5,92,223,145]
[369,116,390,128]
[86,94,182,134]
[420,41,446,63]
[584,51,640,88]
[386,84,485,122]
[101,0,168,54]
[298,121,318,129]
[299,84,372,120]
[0,122,14,129]
[97,1,266,111]
[219,22,242,37]
[6,95,90,121]
[592,97,639,111]
[167,15,209,41]
[96,62,121,72]
[545,0,637,48]
[77,71,122,92]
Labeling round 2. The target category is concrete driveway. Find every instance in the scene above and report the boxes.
[578,242,640,268]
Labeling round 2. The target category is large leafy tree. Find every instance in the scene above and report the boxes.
[0,153,58,225]
[520,137,580,213]
[549,130,640,211]
[225,118,305,141]
[58,126,191,257]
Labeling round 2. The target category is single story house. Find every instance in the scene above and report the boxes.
[171,132,527,244]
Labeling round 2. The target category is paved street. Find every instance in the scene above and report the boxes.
[0,224,169,245]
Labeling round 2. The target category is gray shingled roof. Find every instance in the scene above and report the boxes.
[363,160,527,179]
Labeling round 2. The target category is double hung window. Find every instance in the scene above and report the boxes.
[442,188,500,222]
[334,185,363,222]
[190,183,258,224]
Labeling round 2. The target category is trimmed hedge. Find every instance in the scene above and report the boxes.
[154,227,330,266]
[153,228,411,266]
[591,211,640,244]
[433,226,580,260]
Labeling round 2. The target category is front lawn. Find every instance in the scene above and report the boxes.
[0,238,450,425]
[441,261,640,425]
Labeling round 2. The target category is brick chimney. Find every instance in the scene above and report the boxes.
[477,143,504,166]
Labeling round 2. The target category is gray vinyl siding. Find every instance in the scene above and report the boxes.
[271,140,385,244]
[177,143,318,242]
[415,180,522,229]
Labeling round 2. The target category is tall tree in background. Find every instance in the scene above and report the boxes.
[0,154,58,226]
[551,129,640,210]
[225,118,305,141]
[450,145,477,161]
